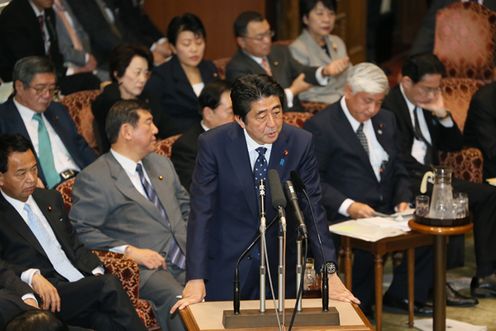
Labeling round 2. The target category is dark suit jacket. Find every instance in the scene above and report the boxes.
[225,45,320,111]
[304,101,412,221]
[0,189,101,285]
[464,82,496,179]
[0,262,32,297]
[0,99,97,186]
[170,122,205,191]
[186,123,336,300]
[0,0,65,81]
[382,85,463,179]
[410,0,496,55]
[144,55,219,137]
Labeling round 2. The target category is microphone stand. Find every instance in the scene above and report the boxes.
[259,179,267,313]
[295,234,303,312]
[277,206,287,326]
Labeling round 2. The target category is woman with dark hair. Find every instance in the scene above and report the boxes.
[289,0,351,104]
[91,43,165,153]
[144,13,218,137]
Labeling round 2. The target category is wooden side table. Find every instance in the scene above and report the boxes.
[341,231,434,331]
[408,220,473,331]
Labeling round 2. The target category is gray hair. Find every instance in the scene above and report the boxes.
[12,56,55,88]
[346,62,389,94]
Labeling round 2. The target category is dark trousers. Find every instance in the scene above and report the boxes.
[0,290,35,329]
[352,247,433,310]
[412,176,496,277]
[54,274,146,331]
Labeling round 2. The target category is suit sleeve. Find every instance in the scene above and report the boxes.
[185,135,219,281]
[0,260,32,297]
[465,92,496,160]
[70,170,130,249]
[304,118,349,215]
[283,46,320,86]
[297,133,337,268]
[171,137,196,191]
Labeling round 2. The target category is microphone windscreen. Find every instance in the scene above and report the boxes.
[268,169,287,208]
[290,171,306,192]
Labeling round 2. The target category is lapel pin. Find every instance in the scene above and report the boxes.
[158,176,164,180]
[47,205,52,212]
[284,149,289,156]
[273,61,279,67]
[332,43,338,52]
[59,217,64,222]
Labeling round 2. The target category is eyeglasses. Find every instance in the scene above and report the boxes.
[244,30,275,42]
[417,85,441,96]
[28,84,59,96]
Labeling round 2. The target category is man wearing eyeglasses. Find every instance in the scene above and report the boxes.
[226,11,345,112]
[383,53,496,301]
[0,56,96,189]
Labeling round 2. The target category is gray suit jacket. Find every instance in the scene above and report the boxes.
[290,29,350,104]
[69,152,190,284]
[55,0,92,67]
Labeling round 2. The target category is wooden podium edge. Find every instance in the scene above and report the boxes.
[179,303,373,331]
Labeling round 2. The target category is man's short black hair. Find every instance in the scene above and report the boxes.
[105,100,151,145]
[6,310,68,331]
[402,53,446,83]
[198,80,231,114]
[233,11,265,38]
[12,56,56,92]
[231,74,286,122]
[167,13,206,46]
[0,134,34,173]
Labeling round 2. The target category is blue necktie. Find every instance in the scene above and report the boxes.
[135,164,186,269]
[254,147,268,184]
[24,204,84,282]
[32,113,60,188]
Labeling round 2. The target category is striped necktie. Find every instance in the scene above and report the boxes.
[135,164,186,269]
[356,123,369,156]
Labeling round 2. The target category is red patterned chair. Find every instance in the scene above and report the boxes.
[434,2,496,82]
[438,77,486,183]
[283,111,314,128]
[213,57,231,80]
[60,89,101,153]
[55,178,160,330]
[155,134,182,158]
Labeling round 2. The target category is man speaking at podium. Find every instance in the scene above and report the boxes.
[172,74,359,312]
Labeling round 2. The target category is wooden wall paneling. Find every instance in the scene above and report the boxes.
[144,0,265,60]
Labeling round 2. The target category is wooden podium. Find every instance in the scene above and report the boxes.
[179,298,373,331]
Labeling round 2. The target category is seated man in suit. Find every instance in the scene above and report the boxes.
[70,100,189,331]
[0,0,100,94]
[172,74,359,312]
[0,133,146,331]
[0,56,97,189]
[226,11,345,111]
[171,80,234,191]
[305,62,436,317]
[383,53,496,298]
[0,261,38,329]
[463,81,496,180]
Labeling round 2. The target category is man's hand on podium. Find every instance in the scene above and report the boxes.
[170,279,206,313]
[330,273,360,304]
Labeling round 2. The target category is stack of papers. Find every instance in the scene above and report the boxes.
[415,318,487,331]
[329,209,414,242]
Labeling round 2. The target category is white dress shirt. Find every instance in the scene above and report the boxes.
[0,191,103,287]
[14,99,80,173]
[338,97,389,216]
[399,85,453,165]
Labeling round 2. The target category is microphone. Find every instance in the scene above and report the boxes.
[285,180,308,239]
[268,170,287,227]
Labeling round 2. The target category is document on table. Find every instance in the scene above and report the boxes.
[329,210,414,242]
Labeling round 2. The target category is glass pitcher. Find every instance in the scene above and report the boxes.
[420,166,455,219]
